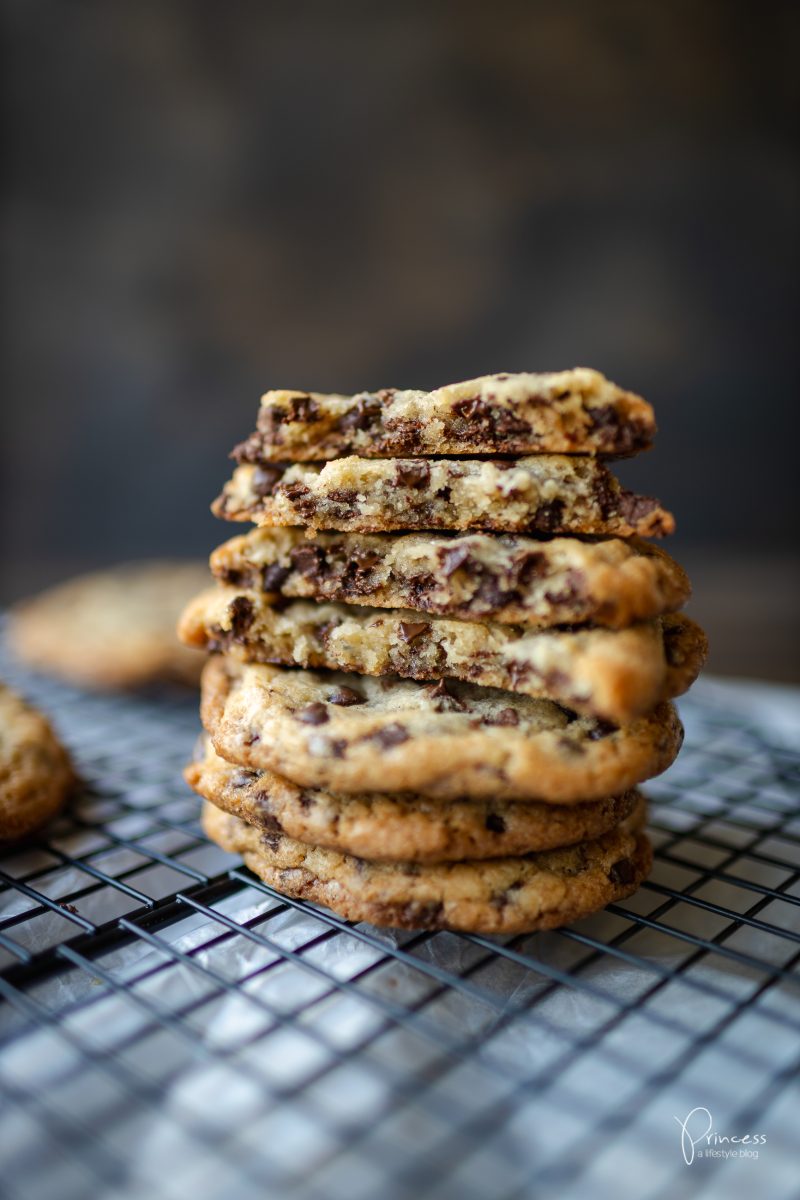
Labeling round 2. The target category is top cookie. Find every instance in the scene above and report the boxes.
[10,561,209,690]
[1,684,74,840]
[232,369,655,462]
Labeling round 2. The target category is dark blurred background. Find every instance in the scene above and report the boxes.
[2,1,798,678]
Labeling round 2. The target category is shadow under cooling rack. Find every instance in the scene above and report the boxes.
[0,643,798,1200]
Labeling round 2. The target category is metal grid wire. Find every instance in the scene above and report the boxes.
[1,637,798,1200]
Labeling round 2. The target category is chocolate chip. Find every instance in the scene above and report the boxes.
[617,490,661,523]
[424,678,467,711]
[228,595,255,640]
[338,396,382,432]
[588,405,651,454]
[441,545,472,576]
[399,620,428,643]
[330,739,348,757]
[395,461,431,488]
[231,768,259,788]
[397,900,444,927]
[261,563,291,591]
[328,487,358,505]
[533,498,565,532]
[251,465,285,496]
[328,686,364,706]
[513,550,546,585]
[485,813,507,833]
[282,481,312,503]
[297,702,329,725]
[297,791,315,810]
[371,723,409,748]
[286,393,319,422]
[290,545,326,579]
[485,707,519,727]
[608,857,636,886]
[588,720,618,740]
[451,396,529,440]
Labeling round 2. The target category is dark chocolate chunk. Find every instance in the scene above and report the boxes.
[228,595,255,640]
[424,678,467,712]
[297,791,315,810]
[328,686,364,706]
[451,396,530,440]
[285,393,319,423]
[608,857,636,886]
[532,498,565,532]
[395,461,431,488]
[588,720,618,740]
[282,481,312,503]
[588,405,651,454]
[251,465,285,496]
[485,812,507,833]
[399,620,429,643]
[330,739,348,758]
[338,395,383,432]
[297,702,329,725]
[617,490,662,523]
[441,545,472,576]
[290,544,326,579]
[328,487,358,505]
[261,563,291,591]
[397,900,444,927]
[485,707,519,727]
[371,723,409,748]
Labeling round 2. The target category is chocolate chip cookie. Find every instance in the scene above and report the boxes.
[214,457,674,538]
[0,684,74,840]
[232,368,655,462]
[200,657,683,802]
[180,588,706,724]
[210,528,691,628]
[202,794,652,933]
[188,737,639,861]
[10,561,209,690]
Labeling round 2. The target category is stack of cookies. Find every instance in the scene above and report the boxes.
[180,370,706,934]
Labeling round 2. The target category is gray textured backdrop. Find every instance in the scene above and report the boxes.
[2,1,798,676]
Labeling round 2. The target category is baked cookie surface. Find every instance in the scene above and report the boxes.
[180,588,707,724]
[0,684,74,840]
[188,738,640,861]
[10,561,209,689]
[210,528,691,629]
[200,657,683,802]
[232,368,655,462]
[213,456,674,538]
[202,795,652,934]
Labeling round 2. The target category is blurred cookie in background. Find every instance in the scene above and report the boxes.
[9,561,209,690]
[0,683,75,839]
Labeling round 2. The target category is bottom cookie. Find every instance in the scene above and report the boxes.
[1,684,74,840]
[187,737,639,862]
[202,796,652,934]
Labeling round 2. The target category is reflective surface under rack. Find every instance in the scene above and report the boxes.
[1,638,798,1200]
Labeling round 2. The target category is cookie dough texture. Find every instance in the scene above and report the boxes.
[233,369,655,461]
[211,527,691,629]
[180,589,707,724]
[0,685,74,839]
[188,738,640,861]
[213,456,674,538]
[202,795,652,933]
[10,561,210,690]
[200,657,683,803]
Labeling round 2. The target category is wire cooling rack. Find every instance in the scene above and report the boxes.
[0,642,798,1200]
